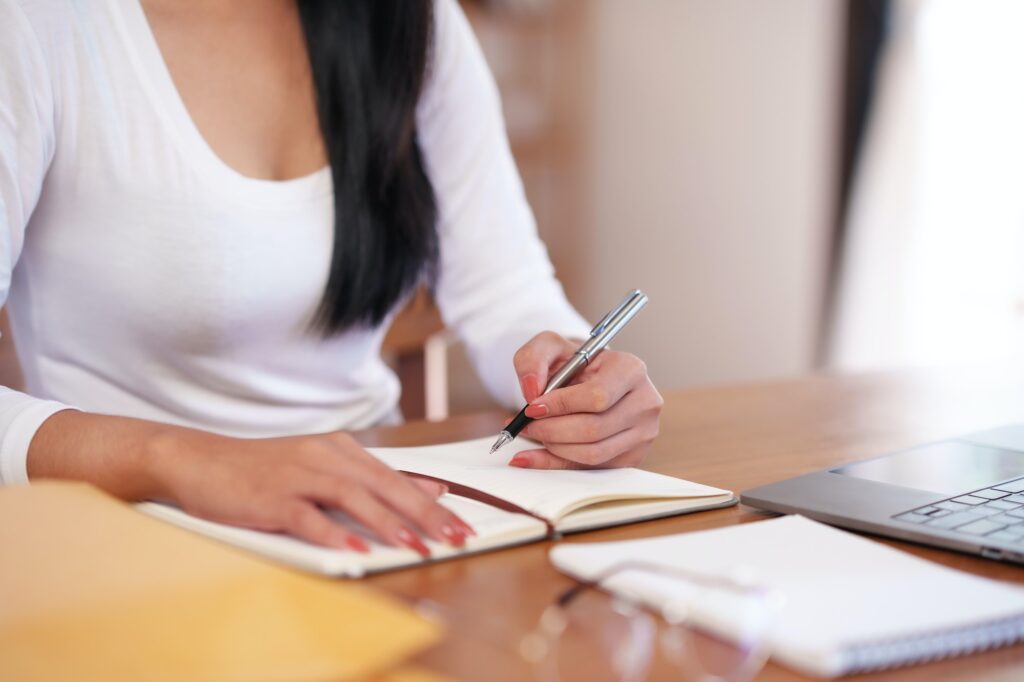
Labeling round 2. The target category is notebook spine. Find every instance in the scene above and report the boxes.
[843,614,1024,674]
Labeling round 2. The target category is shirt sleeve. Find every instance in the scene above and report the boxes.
[0,0,75,485]
[417,0,590,409]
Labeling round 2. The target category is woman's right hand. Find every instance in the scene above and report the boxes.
[151,429,473,556]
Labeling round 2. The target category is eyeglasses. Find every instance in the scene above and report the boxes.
[517,561,781,682]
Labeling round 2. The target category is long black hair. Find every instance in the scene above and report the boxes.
[297,0,438,334]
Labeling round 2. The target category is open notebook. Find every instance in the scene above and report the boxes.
[138,436,734,576]
[549,516,1024,677]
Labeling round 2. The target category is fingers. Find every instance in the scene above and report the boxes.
[513,331,576,402]
[523,427,643,467]
[344,454,475,544]
[279,501,371,553]
[508,442,651,470]
[295,434,474,551]
[517,350,662,468]
[408,476,449,498]
[521,398,634,445]
[603,448,650,468]
[527,351,647,418]
[374,473,476,547]
[176,432,477,556]
[302,476,434,557]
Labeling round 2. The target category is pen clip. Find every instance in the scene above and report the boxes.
[589,290,643,337]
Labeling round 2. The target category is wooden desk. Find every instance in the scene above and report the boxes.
[355,367,1024,681]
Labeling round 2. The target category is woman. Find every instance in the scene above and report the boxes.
[0,0,662,555]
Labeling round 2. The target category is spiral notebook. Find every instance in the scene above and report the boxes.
[549,515,1024,677]
[139,436,734,576]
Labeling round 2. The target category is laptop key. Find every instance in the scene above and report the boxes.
[936,500,972,512]
[1006,493,1024,505]
[1001,523,1024,537]
[926,512,985,529]
[987,513,1024,526]
[955,518,1008,536]
[1008,508,1024,519]
[983,499,1020,511]
[952,495,990,505]
[971,488,1011,500]
[894,512,932,524]
[926,508,952,518]
[993,478,1024,494]
[965,505,1003,517]
[915,505,941,515]
[986,530,1020,544]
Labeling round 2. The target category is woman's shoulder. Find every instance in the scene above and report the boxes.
[1,0,80,71]
[419,0,499,123]
[2,0,77,37]
[426,0,484,82]
[2,0,128,114]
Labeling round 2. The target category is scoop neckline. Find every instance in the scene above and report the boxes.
[111,0,332,206]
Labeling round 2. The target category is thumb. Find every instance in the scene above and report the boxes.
[512,332,574,402]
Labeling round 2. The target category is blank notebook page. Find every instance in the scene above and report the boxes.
[371,436,728,521]
[549,515,1024,677]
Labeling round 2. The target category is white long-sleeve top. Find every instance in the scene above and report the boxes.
[0,0,588,485]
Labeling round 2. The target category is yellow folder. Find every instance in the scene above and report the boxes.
[0,482,443,682]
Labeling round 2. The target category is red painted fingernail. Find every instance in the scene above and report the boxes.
[454,516,477,536]
[441,524,466,547]
[521,373,540,401]
[397,528,431,557]
[346,536,370,553]
[509,454,531,468]
[525,404,548,418]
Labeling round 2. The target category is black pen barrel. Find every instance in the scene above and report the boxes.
[503,407,532,439]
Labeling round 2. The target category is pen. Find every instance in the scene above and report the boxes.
[490,289,649,454]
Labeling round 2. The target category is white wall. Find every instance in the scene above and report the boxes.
[577,0,843,388]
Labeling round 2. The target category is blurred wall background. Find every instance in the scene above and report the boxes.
[581,0,842,387]
[448,0,845,411]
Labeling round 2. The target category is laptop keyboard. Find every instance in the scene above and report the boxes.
[893,476,1024,545]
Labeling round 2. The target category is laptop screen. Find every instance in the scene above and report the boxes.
[830,441,1024,495]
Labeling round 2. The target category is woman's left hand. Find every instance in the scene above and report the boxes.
[509,331,663,469]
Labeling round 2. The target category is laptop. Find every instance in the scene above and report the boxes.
[741,423,1024,564]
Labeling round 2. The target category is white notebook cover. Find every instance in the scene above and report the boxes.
[549,515,1024,677]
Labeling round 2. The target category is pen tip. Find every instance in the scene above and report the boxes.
[490,433,511,454]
